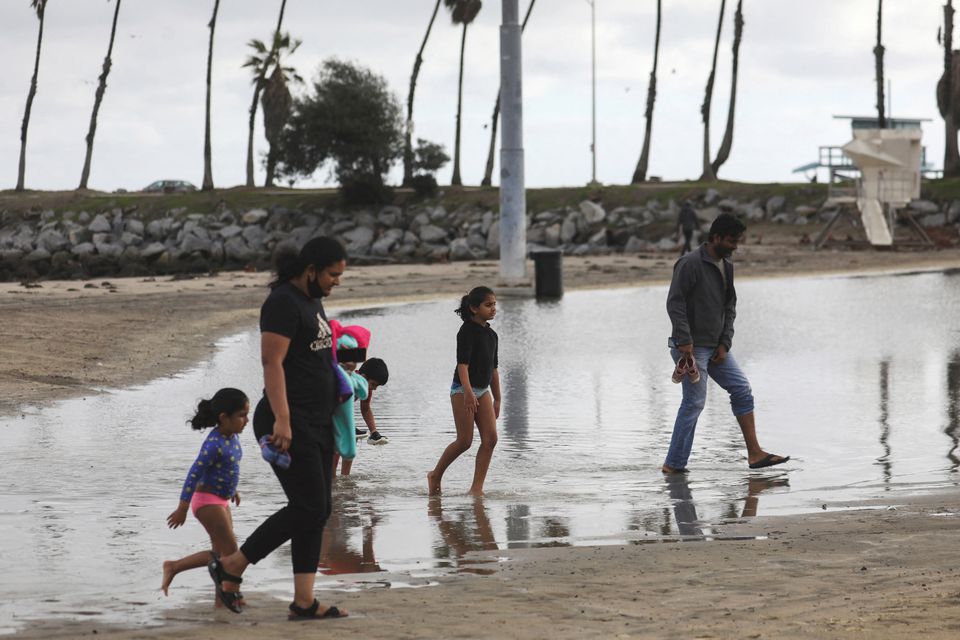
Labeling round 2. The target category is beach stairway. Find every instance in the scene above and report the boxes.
[857,197,892,246]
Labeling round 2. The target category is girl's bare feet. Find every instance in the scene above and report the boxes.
[466,488,484,497]
[161,560,175,596]
[427,471,441,495]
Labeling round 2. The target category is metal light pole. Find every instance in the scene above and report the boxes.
[587,0,598,185]
[499,0,527,284]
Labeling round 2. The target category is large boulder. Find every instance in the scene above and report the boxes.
[419,224,447,243]
[36,229,68,253]
[88,213,112,233]
[579,200,606,224]
[342,226,375,255]
[370,229,403,256]
[224,237,255,262]
[241,208,269,224]
[449,238,478,261]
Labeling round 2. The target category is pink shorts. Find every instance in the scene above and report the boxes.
[190,491,230,518]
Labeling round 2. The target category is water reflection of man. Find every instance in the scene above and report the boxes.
[663,213,790,473]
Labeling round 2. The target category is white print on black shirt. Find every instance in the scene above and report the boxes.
[310,313,333,352]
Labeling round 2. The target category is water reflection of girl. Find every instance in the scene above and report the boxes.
[207,238,348,620]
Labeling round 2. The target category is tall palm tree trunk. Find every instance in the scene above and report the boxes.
[246,0,287,187]
[16,0,46,192]
[79,0,122,190]
[451,22,469,186]
[202,0,220,191]
[874,0,886,128]
[942,1,960,176]
[699,0,726,182]
[631,0,661,184]
[481,0,535,187]
[710,0,743,175]
[404,0,443,186]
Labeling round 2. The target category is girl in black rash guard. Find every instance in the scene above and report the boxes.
[428,286,501,496]
[208,237,348,620]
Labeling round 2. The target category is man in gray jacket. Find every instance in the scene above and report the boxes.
[663,213,789,473]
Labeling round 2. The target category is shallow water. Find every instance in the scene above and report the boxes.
[2,269,959,633]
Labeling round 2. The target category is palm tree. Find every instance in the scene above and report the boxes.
[260,46,302,187]
[444,0,482,186]
[481,0,535,187]
[710,0,744,176]
[244,0,287,187]
[202,0,221,191]
[699,0,726,182]
[631,0,661,184]
[874,0,886,128]
[16,0,47,192]
[79,0,122,190]
[938,0,960,176]
[404,0,443,187]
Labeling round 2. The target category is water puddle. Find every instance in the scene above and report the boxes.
[2,270,960,632]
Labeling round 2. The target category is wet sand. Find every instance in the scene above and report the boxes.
[5,239,960,638]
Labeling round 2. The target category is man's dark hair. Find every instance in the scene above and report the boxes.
[708,213,746,242]
[358,357,389,386]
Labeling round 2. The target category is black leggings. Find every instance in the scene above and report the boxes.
[241,397,334,574]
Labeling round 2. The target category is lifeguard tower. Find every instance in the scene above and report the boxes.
[794,115,936,249]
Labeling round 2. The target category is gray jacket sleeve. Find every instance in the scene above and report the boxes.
[666,259,696,345]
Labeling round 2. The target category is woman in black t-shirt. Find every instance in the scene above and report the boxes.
[208,237,348,620]
[428,286,501,497]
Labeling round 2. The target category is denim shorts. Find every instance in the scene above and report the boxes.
[450,383,490,398]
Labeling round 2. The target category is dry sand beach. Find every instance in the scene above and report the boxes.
[4,240,960,639]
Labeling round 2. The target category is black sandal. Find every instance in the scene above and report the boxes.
[288,598,348,620]
[207,552,245,613]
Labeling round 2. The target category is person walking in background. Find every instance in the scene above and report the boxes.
[161,388,249,602]
[428,286,501,497]
[664,213,789,474]
[677,199,699,255]
[207,237,348,620]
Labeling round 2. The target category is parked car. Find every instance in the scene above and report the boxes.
[143,179,197,193]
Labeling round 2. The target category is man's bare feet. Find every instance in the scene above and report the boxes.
[661,464,688,474]
[466,488,484,497]
[161,560,175,596]
[427,470,441,496]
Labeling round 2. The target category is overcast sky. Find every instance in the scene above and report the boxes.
[0,1,948,192]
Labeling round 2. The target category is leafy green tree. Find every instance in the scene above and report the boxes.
[444,0,482,186]
[79,0,123,190]
[411,138,451,197]
[16,0,47,192]
[277,59,403,202]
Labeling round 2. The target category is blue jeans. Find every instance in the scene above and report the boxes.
[664,346,755,469]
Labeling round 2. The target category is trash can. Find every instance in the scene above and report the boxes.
[532,249,563,299]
